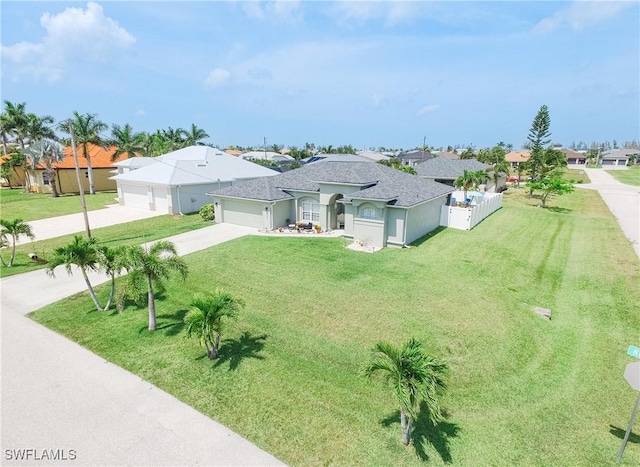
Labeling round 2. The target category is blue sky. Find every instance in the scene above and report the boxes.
[2,1,639,150]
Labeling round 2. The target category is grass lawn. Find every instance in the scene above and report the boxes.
[606,166,640,187]
[0,213,210,278]
[32,188,640,465]
[565,167,591,184]
[0,189,117,221]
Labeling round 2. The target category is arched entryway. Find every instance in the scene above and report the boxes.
[328,194,344,229]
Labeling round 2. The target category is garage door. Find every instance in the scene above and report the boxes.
[222,199,265,228]
[152,187,169,213]
[122,184,149,209]
[602,160,615,165]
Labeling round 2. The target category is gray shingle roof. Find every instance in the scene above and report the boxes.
[211,160,453,207]
[415,158,489,179]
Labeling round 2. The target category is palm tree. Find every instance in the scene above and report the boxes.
[491,159,510,193]
[0,218,35,267]
[183,124,209,146]
[62,112,108,194]
[365,338,448,446]
[3,101,29,149]
[46,235,104,310]
[25,113,56,142]
[110,123,143,160]
[118,241,188,331]
[25,139,65,197]
[184,290,245,359]
[454,170,477,201]
[0,111,13,156]
[96,244,126,311]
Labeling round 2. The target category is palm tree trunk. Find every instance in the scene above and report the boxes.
[103,275,115,311]
[46,167,59,197]
[147,275,156,331]
[8,234,17,266]
[80,268,103,311]
[400,408,412,445]
[210,333,221,359]
[83,144,96,194]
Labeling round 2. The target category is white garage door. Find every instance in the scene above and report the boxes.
[122,184,149,209]
[152,187,169,213]
[222,199,265,228]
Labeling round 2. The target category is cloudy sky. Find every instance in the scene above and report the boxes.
[2,1,638,150]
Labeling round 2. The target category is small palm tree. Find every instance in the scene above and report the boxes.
[491,159,510,192]
[46,235,103,310]
[118,241,188,331]
[365,338,448,446]
[0,218,35,267]
[97,244,126,311]
[184,291,245,359]
[25,139,65,197]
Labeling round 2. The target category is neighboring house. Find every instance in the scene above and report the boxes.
[302,153,374,165]
[600,149,636,167]
[209,160,454,249]
[415,158,506,192]
[28,143,130,194]
[224,149,242,157]
[111,145,277,214]
[0,154,26,188]
[356,150,391,162]
[397,150,434,166]
[560,148,587,165]
[505,150,530,169]
[240,150,295,163]
[434,151,460,160]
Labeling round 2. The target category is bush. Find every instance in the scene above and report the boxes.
[199,203,215,221]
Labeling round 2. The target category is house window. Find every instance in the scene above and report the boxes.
[301,200,319,222]
[42,173,51,186]
[359,206,381,220]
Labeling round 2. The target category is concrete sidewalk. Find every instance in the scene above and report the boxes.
[578,168,640,258]
[16,204,165,245]
[1,223,284,466]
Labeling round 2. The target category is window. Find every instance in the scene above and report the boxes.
[359,206,380,220]
[301,200,319,222]
[42,173,51,186]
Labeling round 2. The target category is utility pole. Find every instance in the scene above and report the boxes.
[69,121,91,238]
[263,136,267,160]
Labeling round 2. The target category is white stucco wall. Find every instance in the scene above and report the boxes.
[174,182,230,214]
[405,196,448,245]
[385,208,406,246]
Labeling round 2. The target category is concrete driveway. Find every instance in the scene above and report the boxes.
[1,223,284,466]
[578,168,640,258]
[17,204,166,245]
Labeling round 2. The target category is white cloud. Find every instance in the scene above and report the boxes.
[135,108,147,116]
[328,1,428,27]
[534,1,633,34]
[416,104,440,116]
[205,68,231,88]
[242,0,303,24]
[2,2,135,83]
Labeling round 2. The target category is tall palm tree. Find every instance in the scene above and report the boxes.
[161,127,186,151]
[110,123,144,160]
[25,113,56,142]
[491,159,510,193]
[365,338,448,446]
[46,235,104,310]
[118,241,188,331]
[184,291,244,359]
[25,139,65,197]
[0,218,35,267]
[183,123,209,146]
[62,112,108,194]
[0,111,13,156]
[3,101,29,149]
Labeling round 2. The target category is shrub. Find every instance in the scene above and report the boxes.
[199,203,215,221]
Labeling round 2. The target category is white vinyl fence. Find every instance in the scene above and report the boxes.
[440,191,503,231]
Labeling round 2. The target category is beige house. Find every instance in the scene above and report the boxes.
[505,150,531,169]
[209,160,454,249]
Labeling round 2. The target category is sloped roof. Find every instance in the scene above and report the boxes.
[241,150,294,161]
[111,145,277,186]
[560,148,586,159]
[50,143,138,169]
[435,151,460,160]
[602,148,637,158]
[416,158,489,179]
[211,160,453,208]
[304,154,373,164]
[505,150,531,163]
[356,150,391,162]
[398,150,434,162]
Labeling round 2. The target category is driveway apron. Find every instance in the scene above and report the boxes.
[1,222,284,466]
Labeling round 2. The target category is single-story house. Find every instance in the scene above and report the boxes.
[209,160,454,249]
[240,151,295,163]
[434,151,461,160]
[355,150,392,162]
[28,143,130,194]
[559,148,587,165]
[505,150,530,169]
[600,149,635,167]
[301,154,374,165]
[415,158,506,192]
[0,154,26,188]
[397,150,434,166]
[111,145,277,214]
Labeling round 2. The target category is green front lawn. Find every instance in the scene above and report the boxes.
[606,166,640,186]
[0,213,210,278]
[565,168,591,184]
[32,188,640,465]
[0,189,117,221]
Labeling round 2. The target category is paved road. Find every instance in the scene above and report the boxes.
[16,204,165,245]
[1,222,285,466]
[579,168,640,258]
